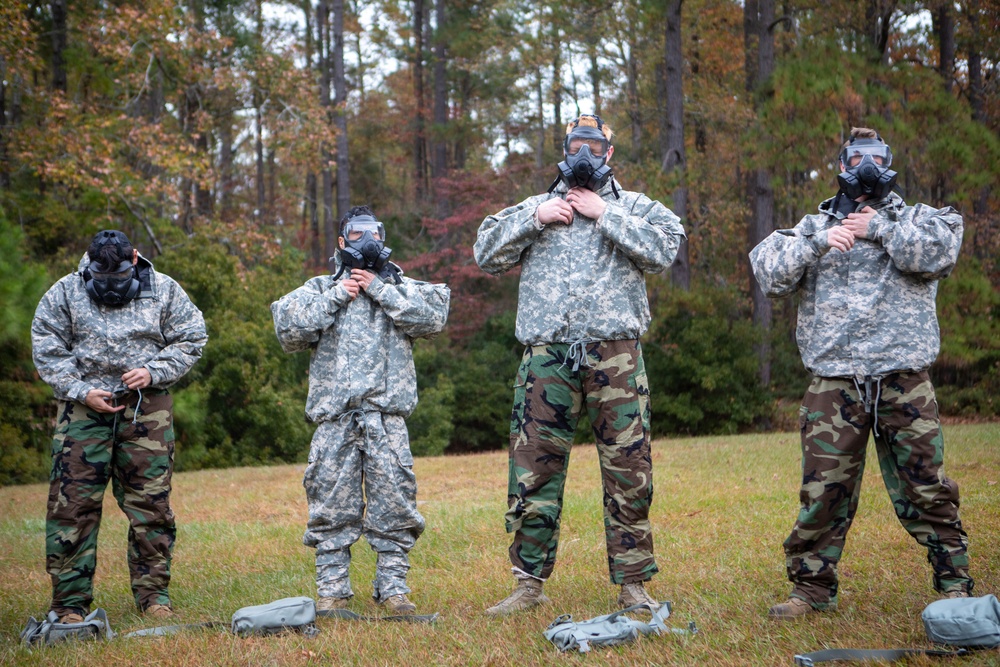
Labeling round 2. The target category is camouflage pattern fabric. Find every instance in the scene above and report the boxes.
[304,413,424,602]
[473,178,685,345]
[32,254,207,402]
[505,340,657,584]
[749,193,963,379]
[271,269,450,422]
[46,391,176,616]
[785,373,973,608]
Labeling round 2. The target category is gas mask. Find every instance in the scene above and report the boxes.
[331,215,401,284]
[837,138,897,200]
[555,125,613,192]
[83,231,140,307]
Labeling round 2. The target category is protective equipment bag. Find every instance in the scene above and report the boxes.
[543,602,697,653]
[20,609,115,646]
[231,596,318,636]
[922,595,1000,649]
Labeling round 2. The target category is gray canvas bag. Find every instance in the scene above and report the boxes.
[231,596,318,637]
[543,602,697,653]
[20,608,115,646]
[922,595,1000,649]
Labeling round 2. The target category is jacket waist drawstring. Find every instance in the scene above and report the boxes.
[562,339,594,373]
[339,409,373,452]
[852,375,883,437]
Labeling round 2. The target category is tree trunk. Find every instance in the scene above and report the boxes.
[301,0,320,263]
[933,1,955,92]
[551,24,563,151]
[332,0,349,220]
[534,64,545,171]
[50,0,67,92]
[318,0,336,261]
[627,39,641,152]
[431,0,448,183]
[749,0,775,389]
[663,0,689,290]
[865,0,896,63]
[413,0,426,201]
[0,57,8,190]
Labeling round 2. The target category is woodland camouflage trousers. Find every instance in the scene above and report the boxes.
[46,391,175,616]
[785,372,973,609]
[505,340,657,584]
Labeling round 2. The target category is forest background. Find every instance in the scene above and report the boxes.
[1,0,998,484]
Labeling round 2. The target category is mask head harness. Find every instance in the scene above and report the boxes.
[837,135,897,200]
[331,214,402,284]
[549,115,619,198]
[83,230,140,307]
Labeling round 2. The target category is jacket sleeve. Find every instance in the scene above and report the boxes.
[367,277,451,339]
[31,280,92,402]
[143,278,208,387]
[271,277,352,353]
[749,218,830,298]
[868,204,963,280]
[594,193,686,274]
[473,196,545,276]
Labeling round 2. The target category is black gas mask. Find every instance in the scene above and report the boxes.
[554,124,613,192]
[83,231,140,307]
[331,215,401,284]
[837,137,897,200]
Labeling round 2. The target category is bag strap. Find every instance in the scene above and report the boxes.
[122,622,224,638]
[317,608,439,624]
[794,647,968,666]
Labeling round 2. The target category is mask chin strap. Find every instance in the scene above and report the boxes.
[546,173,620,200]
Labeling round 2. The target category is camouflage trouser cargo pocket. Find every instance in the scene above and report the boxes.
[46,391,176,616]
[784,372,972,607]
[505,340,657,584]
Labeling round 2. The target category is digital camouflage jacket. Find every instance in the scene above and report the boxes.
[271,267,450,422]
[31,254,207,402]
[749,192,963,380]
[473,178,685,345]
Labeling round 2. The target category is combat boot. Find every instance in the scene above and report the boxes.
[144,604,175,620]
[618,582,660,612]
[767,597,816,620]
[57,612,85,624]
[380,594,416,615]
[485,575,550,615]
[317,596,351,611]
[944,590,970,599]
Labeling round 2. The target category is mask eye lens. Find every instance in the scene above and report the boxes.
[348,231,363,241]
[568,138,607,156]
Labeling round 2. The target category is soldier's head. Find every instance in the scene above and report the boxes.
[839,127,891,170]
[556,115,615,192]
[837,127,897,201]
[84,230,140,306]
[336,206,392,273]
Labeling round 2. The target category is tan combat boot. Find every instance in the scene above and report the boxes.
[57,612,85,624]
[767,597,815,620]
[944,590,970,599]
[317,596,351,611]
[380,594,416,615]
[618,582,660,612]
[485,575,551,616]
[144,604,175,620]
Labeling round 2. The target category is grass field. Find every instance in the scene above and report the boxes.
[2,424,998,666]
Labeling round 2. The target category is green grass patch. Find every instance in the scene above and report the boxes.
[2,425,998,665]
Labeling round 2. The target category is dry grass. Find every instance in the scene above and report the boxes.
[1,424,998,666]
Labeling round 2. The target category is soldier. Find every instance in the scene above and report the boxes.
[750,127,974,619]
[31,230,207,623]
[272,206,450,615]
[474,115,686,615]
